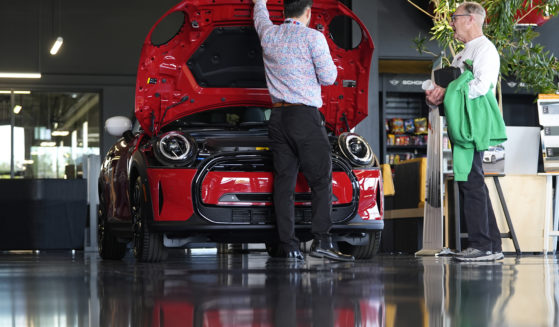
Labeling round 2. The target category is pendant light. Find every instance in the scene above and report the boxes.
[49,0,63,55]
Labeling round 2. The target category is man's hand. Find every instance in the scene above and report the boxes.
[425,85,446,106]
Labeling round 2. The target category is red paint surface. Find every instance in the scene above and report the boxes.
[147,168,197,221]
[200,171,354,205]
[354,169,383,220]
[135,0,374,136]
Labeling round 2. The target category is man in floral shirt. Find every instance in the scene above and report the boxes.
[253,0,354,262]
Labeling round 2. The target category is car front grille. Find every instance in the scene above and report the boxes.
[193,152,357,225]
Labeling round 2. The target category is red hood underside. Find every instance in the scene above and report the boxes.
[135,0,374,136]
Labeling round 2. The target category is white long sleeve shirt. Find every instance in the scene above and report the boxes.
[451,35,500,99]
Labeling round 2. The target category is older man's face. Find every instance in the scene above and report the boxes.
[450,7,472,43]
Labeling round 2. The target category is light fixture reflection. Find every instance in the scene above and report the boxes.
[52,130,70,137]
[40,141,57,147]
[13,105,22,114]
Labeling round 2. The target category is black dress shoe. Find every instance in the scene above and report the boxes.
[309,237,355,262]
[284,250,305,262]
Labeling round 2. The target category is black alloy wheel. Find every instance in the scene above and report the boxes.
[98,191,127,260]
[132,176,167,262]
[338,231,382,260]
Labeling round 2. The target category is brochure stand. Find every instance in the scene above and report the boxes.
[538,94,559,253]
[415,108,446,256]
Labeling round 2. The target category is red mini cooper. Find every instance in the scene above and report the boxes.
[98,0,382,262]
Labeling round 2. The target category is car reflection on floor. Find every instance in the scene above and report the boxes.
[97,250,385,327]
[3,252,559,326]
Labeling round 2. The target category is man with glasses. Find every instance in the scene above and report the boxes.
[426,2,504,262]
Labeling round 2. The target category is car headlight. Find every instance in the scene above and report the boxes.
[338,132,375,166]
[154,131,197,166]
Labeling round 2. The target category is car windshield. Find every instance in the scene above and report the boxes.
[164,106,271,130]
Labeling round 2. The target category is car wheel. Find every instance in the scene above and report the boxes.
[98,192,127,260]
[491,155,496,163]
[265,242,284,257]
[338,231,381,260]
[132,176,167,262]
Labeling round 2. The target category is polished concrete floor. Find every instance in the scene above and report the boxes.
[0,251,558,327]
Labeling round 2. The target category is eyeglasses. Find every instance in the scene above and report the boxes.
[450,14,470,22]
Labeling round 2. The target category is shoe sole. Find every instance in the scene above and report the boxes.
[454,253,504,261]
[453,254,495,262]
[309,251,355,262]
[491,253,504,260]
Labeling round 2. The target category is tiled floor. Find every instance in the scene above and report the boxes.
[0,250,557,326]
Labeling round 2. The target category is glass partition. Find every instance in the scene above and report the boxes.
[0,91,100,179]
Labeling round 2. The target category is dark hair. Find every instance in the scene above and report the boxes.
[284,0,312,18]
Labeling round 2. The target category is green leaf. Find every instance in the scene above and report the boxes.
[409,0,559,95]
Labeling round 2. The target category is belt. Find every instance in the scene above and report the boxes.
[272,101,305,108]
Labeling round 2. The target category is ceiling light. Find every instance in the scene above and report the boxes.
[0,90,31,94]
[50,37,63,55]
[0,73,41,79]
[40,141,57,147]
[52,130,70,137]
[13,105,22,114]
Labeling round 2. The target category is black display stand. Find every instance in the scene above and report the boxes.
[0,179,87,250]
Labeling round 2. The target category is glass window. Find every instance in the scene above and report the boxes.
[0,91,100,179]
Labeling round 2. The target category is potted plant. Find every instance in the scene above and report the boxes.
[410,0,559,102]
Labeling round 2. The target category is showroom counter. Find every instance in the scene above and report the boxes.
[0,179,87,250]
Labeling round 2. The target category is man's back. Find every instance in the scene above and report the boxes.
[253,0,336,107]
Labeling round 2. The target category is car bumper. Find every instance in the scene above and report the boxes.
[146,153,383,228]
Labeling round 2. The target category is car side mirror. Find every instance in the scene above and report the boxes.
[105,116,133,137]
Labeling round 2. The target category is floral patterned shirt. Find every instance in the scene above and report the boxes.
[253,0,337,108]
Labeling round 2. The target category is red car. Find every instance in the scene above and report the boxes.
[98,0,382,262]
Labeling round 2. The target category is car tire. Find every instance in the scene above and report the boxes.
[98,191,127,260]
[132,176,167,262]
[338,231,381,260]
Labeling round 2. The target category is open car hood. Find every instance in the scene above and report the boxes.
[135,0,374,136]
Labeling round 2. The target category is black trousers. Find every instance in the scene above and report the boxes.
[268,106,332,251]
[458,151,502,253]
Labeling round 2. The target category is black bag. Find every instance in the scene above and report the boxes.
[434,66,461,88]
[433,66,462,116]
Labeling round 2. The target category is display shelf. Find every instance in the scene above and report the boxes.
[379,75,430,165]
[387,145,427,150]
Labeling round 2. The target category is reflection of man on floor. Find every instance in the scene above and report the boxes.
[453,263,503,326]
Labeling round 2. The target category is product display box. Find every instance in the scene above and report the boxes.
[538,95,559,172]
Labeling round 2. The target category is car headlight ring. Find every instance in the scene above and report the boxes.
[338,132,377,167]
[154,131,197,166]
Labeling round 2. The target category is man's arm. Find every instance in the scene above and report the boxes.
[468,47,500,98]
[309,32,337,86]
[253,0,272,38]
